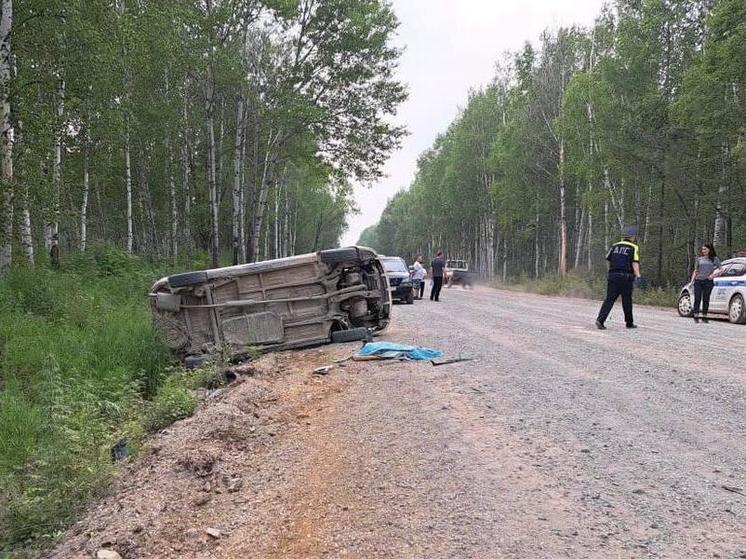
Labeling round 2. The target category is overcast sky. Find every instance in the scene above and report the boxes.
[340,0,608,246]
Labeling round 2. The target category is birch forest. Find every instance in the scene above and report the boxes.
[363,0,745,286]
[0,0,406,275]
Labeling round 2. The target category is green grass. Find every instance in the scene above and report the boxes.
[495,270,680,308]
[0,246,210,552]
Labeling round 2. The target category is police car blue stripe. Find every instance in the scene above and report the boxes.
[714,280,746,286]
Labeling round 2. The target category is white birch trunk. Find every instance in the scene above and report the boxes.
[282,181,289,258]
[168,139,177,261]
[206,74,219,267]
[181,95,191,259]
[48,74,64,267]
[604,168,624,231]
[534,210,540,279]
[116,0,132,255]
[558,138,567,277]
[574,207,586,269]
[203,0,221,265]
[585,100,594,270]
[604,200,609,250]
[273,182,280,259]
[141,157,158,256]
[487,216,495,280]
[165,70,177,262]
[239,147,246,263]
[96,175,107,239]
[0,0,13,275]
[80,137,89,252]
[232,96,244,265]
[137,163,147,254]
[291,188,299,255]
[263,223,268,261]
[13,54,31,266]
[502,237,508,283]
[693,196,700,256]
[19,188,32,264]
[250,133,277,262]
[643,181,652,244]
[713,145,729,247]
[216,96,224,204]
[125,121,133,254]
[587,210,593,270]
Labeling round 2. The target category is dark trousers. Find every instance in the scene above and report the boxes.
[597,272,634,326]
[417,279,425,298]
[693,279,714,315]
[430,276,443,301]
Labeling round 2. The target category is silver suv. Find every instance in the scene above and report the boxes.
[677,257,746,323]
[150,246,391,362]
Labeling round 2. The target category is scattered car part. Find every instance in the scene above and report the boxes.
[430,357,476,366]
[331,327,370,343]
[313,365,334,375]
[110,438,129,462]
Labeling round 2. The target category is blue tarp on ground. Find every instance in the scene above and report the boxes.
[357,341,443,361]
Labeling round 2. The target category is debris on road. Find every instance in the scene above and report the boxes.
[110,438,129,462]
[356,341,442,361]
[193,494,211,507]
[430,357,475,366]
[205,527,222,539]
[313,365,334,375]
[96,550,121,559]
[334,355,354,364]
[721,485,744,496]
[352,354,388,361]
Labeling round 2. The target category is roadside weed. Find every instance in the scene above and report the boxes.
[0,248,199,551]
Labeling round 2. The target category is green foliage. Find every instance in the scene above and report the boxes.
[372,1,743,285]
[499,270,605,300]
[178,365,222,391]
[0,248,199,551]
[5,0,406,272]
[357,224,381,251]
[144,379,197,433]
[498,270,678,309]
[636,286,680,308]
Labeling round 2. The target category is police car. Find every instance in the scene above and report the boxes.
[677,257,746,323]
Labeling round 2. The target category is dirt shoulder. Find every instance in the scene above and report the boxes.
[47,344,364,559]
[47,286,746,559]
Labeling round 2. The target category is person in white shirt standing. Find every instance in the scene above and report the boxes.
[411,255,427,300]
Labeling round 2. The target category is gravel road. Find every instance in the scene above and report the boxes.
[50,286,746,559]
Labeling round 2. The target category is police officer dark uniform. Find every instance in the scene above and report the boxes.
[595,226,642,329]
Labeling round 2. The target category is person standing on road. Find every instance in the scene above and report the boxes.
[595,226,642,330]
[689,243,721,323]
[430,250,445,302]
[412,255,427,300]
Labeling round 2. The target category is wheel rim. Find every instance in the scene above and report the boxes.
[678,294,692,316]
[730,297,743,322]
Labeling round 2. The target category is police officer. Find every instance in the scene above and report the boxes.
[595,225,642,329]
